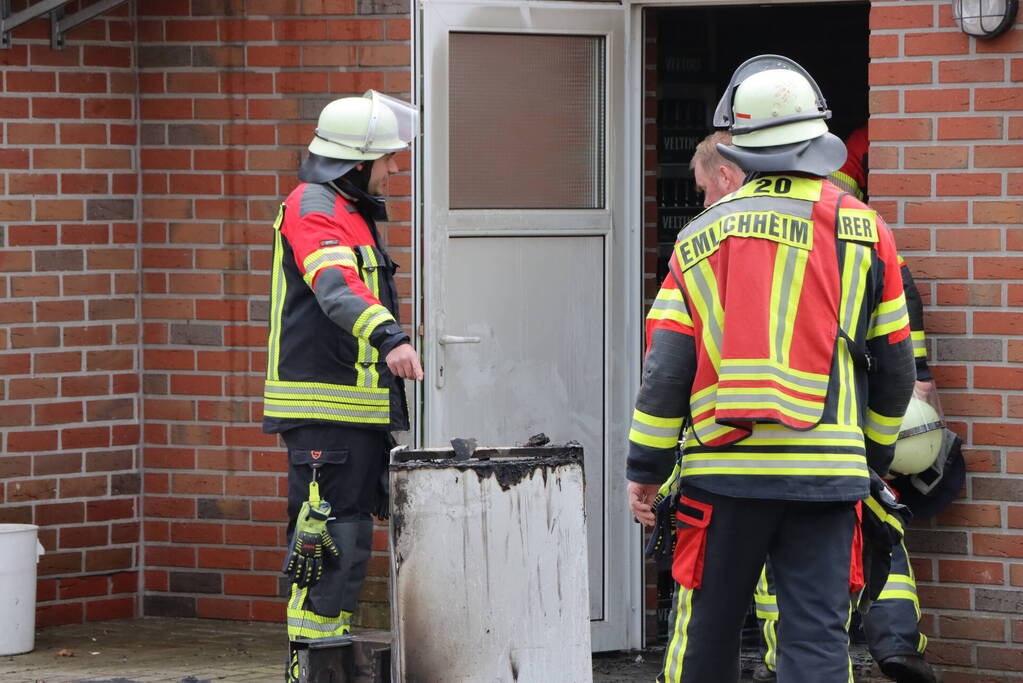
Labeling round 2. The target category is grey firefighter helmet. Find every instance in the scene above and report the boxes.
[713,55,847,176]
[298,90,420,184]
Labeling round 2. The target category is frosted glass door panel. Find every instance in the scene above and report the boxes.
[449,32,605,209]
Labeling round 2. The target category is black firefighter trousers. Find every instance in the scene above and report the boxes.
[659,485,858,683]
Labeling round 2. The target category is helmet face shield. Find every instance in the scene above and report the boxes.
[712,54,831,134]
[365,90,420,152]
[310,90,420,161]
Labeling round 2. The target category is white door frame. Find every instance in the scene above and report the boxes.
[413,0,643,652]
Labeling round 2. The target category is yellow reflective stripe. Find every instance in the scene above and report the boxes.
[287,586,351,639]
[737,423,863,448]
[264,379,389,401]
[264,404,391,424]
[648,288,693,327]
[355,247,383,387]
[911,330,927,358]
[683,260,724,366]
[717,386,823,416]
[718,368,829,398]
[630,409,685,449]
[868,292,909,338]
[663,587,694,682]
[302,246,358,286]
[918,632,928,654]
[863,494,905,537]
[720,358,832,384]
[681,451,869,477]
[830,170,863,201]
[691,415,737,445]
[267,204,287,383]
[352,304,392,339]
[865,408,903,445]
[729,175,823,202]
[264,378,390,423]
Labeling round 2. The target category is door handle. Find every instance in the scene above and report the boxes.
[439,335,481,345]
[436,334,482,389]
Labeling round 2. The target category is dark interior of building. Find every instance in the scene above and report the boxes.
[650,2,870,284]
[647,2,870,643]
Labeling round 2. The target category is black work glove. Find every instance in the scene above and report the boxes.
[284,500,340,588]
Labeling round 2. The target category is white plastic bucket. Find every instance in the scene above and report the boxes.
[0,524,45,656]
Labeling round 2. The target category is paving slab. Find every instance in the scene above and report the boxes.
[2,617,888,682]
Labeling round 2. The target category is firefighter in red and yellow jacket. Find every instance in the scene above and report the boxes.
[262,91,423,682]
[627,55,916,682]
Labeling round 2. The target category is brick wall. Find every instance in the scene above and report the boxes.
[0,0,412,630]
[868,2,1021,679]
[0,2,141,626]
[135,0,413,628]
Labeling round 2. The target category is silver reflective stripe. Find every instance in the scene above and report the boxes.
[715,391,818,418]
[742,427,863,443]
[630,419,681,442]
[306,251,356,273]
[264,403,389,420]
[688,390,716,420]
[265,382,387,403]
[865,414,901,440]
[287,616,342,634]
[870,305,906,331]
[680,196,815,241]
[773,246,800,363]
[687,263,723,354]
[718,364,829,393]
[842,243,867,333]
[682,457,868,471]
[650,296,689,316]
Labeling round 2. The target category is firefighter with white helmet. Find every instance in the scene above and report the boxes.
[262,91,421,682]
[627,55,917,681]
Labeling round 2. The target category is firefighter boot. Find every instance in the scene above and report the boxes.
[877,654,937,683]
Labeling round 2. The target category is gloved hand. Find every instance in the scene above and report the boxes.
[284,500,340,588]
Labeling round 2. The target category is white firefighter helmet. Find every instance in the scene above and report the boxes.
[890,396,944,476]
[712,55,847,176]
[299,90,420,183]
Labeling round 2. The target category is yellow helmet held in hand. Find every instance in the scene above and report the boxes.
[890,396,944,476]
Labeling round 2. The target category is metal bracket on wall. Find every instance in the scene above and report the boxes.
[1,0,128,49]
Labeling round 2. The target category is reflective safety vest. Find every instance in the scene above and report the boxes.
[829,125,868,201]
[263,182,409,434]
[628,174,912,502]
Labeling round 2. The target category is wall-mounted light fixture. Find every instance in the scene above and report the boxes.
[952,0,1019,39]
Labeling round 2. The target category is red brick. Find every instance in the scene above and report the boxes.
[35,401,84,425]
[224,524,277,547]
[977,87,1023,111]
[86,597,135,622]
[198,547,252,570]
[870,173,932,196]
[247,45,300,67]
[867,89,900,114]
[905,88,970,113]
[937,229,1002,251]
[938,116,1003,140]
[905,31,970,56]
[145,496,196,519]
[197,596,250,620]
[975,201,1023,224]
[224,572,278,596]
[871,5,934,29]
[905,145,968,169]
[939,559,1005,584]
[976,145,1023,168]
[36,602,83,627]
[940,392,1003,417]
[974,422,1023,446]
[870,118,933,141]
[60,575,109,600]
[171,522,224,544]
[172,473,224,495]
[977,646,1023,672]
[974,534,1023,559]
[939,615,1007,642]
[977,257,1023,279]
[936,173,1002,196]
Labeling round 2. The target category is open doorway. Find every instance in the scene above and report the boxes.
[641,1,870,644]
[645,2,870,292]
